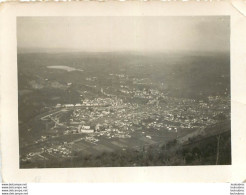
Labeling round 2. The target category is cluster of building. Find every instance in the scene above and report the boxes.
[49,86,230,144]
[21,77,230,163]
[55,97,123,108]
[42,145,72,157]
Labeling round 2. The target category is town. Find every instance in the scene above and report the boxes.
[20,74,230,165]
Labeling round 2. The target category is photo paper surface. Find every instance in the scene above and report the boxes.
[1,1,246,182]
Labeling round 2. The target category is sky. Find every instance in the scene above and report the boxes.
[17,16,230,53]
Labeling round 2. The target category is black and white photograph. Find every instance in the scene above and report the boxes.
[17,16,231,168]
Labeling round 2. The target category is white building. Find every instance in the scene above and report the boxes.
[78,125,94,133]
[56,104,62,108]
[65,104,74,107]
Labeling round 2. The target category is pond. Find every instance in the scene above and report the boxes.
[47,65,83,72]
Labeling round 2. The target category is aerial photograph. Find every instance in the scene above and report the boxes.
[17,16,231,168]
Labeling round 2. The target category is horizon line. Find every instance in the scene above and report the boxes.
[17,47,230,54]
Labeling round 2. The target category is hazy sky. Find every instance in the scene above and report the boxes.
[17,16,230,53]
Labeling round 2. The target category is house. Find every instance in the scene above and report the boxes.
[95,124,101,132]
[82,125,90,130]
[80,129,94,133]
[56,104,62,108]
